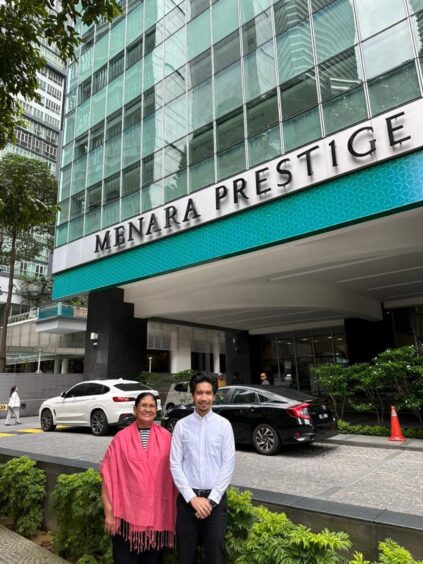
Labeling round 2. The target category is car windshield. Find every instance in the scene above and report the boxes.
[114,383,150,391]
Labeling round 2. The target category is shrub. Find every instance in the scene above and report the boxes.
[312,364,353,420]
[226,488,257,563]
[235,505,351,564]
[350,538,423,564]
[52,468,112,563]
[337,420,423,439]
[0,456,46,537]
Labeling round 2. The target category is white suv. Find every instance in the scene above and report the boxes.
[39,379,161,436]
[164,381,192,411]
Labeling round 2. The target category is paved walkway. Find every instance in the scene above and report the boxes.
[0,525,69,563]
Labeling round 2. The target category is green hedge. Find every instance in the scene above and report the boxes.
[337,420,423,439]
[50,470,423,564]
[0,456,46,537]
[0,458,422,563]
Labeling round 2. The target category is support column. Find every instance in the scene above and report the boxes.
[61,358,69,374]
[85,287,148,380]
[344,309,395,364]
[213,333,220,374]
[170,326,191,373]
[53,359,61,373]
[224,330,251,384]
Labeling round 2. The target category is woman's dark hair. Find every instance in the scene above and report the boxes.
[189,373,217,395]
[9,386,16,397]
[134,392,157,408]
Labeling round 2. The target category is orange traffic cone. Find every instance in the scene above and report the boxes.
[389,405,406,442]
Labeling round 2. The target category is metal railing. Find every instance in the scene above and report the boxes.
[36,302,87,321]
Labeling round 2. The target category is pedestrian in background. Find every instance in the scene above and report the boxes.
[260,372,270,385]
[100,392,177,563]
[5,385,21,426]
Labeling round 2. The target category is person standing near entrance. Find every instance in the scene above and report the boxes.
[260,372,270,385]
[4,386,21,426]
[170,373,235,564]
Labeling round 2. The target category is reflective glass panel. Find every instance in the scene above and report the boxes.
[244,41,276,101]
[240,0,270,25]
[189,156,214,191]
[280,71,318,119]
[217,141,246,180]
[277,20,313,84]
[212,0,239,43]
[323,86,367,135]
[368,61,420,115]
[242,10,273,56]
[283,106,321,151]
[355,0,406,40]
[215,62,243,118]
[189,79,213,131]
[313,0,358,63]
[362,20,415,79]
[247,91,279,136]
[248,125,281,168]
[188,9,211,60]
[319,47,363,101]
[216,109,245,151]
[274,0,309,34]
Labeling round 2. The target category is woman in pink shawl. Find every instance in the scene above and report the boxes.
[100,392,177,563]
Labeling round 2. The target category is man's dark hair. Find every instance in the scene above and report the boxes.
[134,391,157,408]
[190,373,217,395]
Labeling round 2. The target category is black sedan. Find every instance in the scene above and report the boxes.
[162,385,336,455]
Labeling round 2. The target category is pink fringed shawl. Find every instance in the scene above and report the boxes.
[100,422,177,551]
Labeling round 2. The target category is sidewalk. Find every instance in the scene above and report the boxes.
[0,524,69,563]
[317,432,423,452]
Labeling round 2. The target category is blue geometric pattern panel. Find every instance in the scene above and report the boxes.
[53,150,423,299]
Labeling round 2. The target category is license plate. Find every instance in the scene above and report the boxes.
[319,413,329,419]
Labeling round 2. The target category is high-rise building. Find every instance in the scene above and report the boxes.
[52,0,423,389]
[0,41,66,316]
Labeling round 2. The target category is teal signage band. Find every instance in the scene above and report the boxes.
[52,150,423,300]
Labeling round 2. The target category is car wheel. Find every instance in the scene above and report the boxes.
[40,409,56,432]
[253,424,280,455]
[166,403,175,411]
[166,418,179,433]
[91,410,109,436]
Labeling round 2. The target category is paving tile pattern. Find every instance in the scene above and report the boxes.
[0,525,68,564]
[2,417,423,517]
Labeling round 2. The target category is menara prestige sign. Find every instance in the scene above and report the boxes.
[52,99,423,275]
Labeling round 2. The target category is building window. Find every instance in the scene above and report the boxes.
[127,38,143,68]
[109,52,124,82]
[93,65,108,94]
[104,174,121,204]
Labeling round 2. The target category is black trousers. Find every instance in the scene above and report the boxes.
[176,493,227,564]
[112,534,163,564]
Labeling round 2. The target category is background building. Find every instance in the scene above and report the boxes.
[52,0,423,390]
[0,41,66,316]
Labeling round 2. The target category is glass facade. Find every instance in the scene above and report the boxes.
[259,325,348,392]
[57,0,423,247]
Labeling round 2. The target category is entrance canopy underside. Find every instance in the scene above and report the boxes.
[121,207,423,335]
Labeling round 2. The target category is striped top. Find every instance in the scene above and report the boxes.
[138,428,151,449]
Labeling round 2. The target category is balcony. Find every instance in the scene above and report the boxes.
[35,302,87,334]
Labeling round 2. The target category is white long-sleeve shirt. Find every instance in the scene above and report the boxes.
[170,409,235,505]
[8,391,20,408]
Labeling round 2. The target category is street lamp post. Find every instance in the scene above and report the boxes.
[148,356,153,373]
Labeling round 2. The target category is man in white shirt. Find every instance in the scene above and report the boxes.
[170,373,235,564]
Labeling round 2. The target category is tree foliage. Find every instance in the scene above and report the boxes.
[0,0,121,148]
[0,153,58,371]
